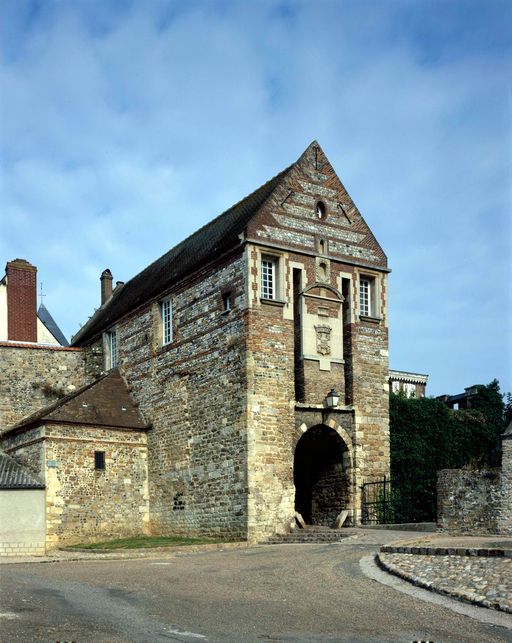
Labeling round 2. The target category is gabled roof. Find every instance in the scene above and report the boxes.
[0,452,45,489]
[38,303,69,346]
[6,370,149,434]
[72,162,293,345]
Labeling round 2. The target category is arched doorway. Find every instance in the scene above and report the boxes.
[294,424,350,526]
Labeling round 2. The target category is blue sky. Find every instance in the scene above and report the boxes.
[1,0,511,398]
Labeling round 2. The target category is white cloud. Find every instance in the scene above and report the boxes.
[0,0,510,394]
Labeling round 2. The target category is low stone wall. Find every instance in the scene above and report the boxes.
[498,438,512,535]
[437,469,503,535]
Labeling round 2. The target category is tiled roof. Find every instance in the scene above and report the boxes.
[6,370,149,433]
[72,163,293,345]
[37,303,69,346]
[0,452,45,489]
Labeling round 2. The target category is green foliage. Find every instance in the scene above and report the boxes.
[386,381,508,523]
[390,380,508,479]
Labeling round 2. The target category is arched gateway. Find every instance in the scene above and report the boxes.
[294,424,352,526]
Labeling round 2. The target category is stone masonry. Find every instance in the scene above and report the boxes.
[2,423,149,548]
[437,428,512,537]
[69,142,390,543]
[2,141,392,546]
[0,344,101,431]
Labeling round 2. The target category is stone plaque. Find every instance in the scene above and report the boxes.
[314,324,332,356]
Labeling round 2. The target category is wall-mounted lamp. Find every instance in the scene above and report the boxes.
[325,388,340,408]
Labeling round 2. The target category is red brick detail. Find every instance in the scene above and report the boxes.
[6,259,37,342]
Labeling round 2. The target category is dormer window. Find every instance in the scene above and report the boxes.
[316,201,326,219]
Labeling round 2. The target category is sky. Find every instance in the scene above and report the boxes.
[0,0,511,398]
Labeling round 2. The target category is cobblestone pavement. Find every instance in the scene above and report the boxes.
[379,551,512,613]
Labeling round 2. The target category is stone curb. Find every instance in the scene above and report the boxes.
[376,553,512,615]
[380,545,512,557]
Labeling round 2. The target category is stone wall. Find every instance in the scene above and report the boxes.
[3,423,149,548]
[0,343,102,431]
[246,303,296,541]
[70,143,391,542]
[437,469,502,535]
[498,438,512,535]
[98,251,250,541]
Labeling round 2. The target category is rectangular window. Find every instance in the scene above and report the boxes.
[261,256,277,300]
[404,383,416,398]
[161,298,173,345]
[359,278,371,316]
[222,291,232,312]
[108,330,118,368]
[94,451,105,470]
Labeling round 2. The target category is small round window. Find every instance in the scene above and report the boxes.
[316,201,326,219]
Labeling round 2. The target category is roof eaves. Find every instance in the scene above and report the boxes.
[72,163,293,346]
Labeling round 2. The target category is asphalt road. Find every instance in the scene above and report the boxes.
[1,538,511,642]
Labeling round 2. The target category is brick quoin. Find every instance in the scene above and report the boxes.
[6,259,37,342]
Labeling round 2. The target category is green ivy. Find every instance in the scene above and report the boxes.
[390,379,507,480]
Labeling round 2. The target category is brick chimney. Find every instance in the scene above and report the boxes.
[6,259,37,342]
[100,269,113,305]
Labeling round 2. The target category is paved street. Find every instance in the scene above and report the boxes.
[1,535,511,642]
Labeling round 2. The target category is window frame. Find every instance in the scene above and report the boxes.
[358,273,380,320]
[222,291,233,313]
[161,297,173,346]
[261,254,278,301]
[105,328,118,369]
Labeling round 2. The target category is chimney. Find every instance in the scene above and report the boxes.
[100,269,113,305]
[6,259,37,342]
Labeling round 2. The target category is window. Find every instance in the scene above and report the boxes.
[391,380,400,394]
[222,291,232,312]
[94,451,105,470]
[107,329,117,368]
[359,275,379,318]
[161,298,173,345]
[261,256,277,300]
[404,383,416,398]
[316,201,326,219]
[359,278,371,316]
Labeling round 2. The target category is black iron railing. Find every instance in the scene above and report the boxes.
[361,474,436,525]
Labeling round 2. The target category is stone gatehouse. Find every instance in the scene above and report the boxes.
[1,141,391,547]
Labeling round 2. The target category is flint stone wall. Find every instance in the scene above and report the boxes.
[437,468,508,535]
[0,344,102,432]
[3,423,149,548]
[102,251,249,541]
[498,438,512,535]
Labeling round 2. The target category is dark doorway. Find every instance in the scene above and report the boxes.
[294,425,350,526]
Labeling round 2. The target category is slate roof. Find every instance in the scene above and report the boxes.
[38,303,69,346]
[504,419,512,439]
[72,162,293,345]
[0,452,45,489]
[6,370,149,434]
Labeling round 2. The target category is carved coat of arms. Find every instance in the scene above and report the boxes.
[314,324,332,356]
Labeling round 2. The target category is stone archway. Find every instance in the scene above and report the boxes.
[293,424,351,526]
